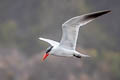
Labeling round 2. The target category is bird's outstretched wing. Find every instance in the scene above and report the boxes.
[39,37,59,46]
[59,10,111,50]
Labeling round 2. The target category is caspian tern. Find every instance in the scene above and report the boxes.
[39,10,111,61]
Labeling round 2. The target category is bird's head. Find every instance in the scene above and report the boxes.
[42,46,53,61]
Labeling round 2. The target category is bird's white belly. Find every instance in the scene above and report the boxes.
[50,47,74,57]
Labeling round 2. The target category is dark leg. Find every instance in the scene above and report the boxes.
[73,54,81,58]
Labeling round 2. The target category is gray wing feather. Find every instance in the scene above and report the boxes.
[60,10,111,50]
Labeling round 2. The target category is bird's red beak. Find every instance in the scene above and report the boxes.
[42,53,49,61]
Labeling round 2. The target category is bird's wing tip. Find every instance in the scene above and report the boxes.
[102,10,111,12]
[38,37,41,40]
[84,10,111,20]
[38,37,45,41]
[38,37,43,40]
[101,10,111,14]
[94,10,111,14]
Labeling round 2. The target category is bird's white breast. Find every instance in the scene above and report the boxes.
[50,46,74,57]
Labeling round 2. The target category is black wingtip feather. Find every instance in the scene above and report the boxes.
[84,10,111,19]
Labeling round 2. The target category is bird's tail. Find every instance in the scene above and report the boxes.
[79,53,90,57]
[74,51,90,58]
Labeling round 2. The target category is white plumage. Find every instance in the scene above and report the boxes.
[39,10,111,61]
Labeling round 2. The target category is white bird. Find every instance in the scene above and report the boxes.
[39,10,111,61]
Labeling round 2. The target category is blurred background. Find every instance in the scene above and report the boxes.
[0,0,120,80]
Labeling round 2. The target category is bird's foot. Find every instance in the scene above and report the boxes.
[73,54,81,58]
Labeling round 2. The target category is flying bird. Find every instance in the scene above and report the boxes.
[39,10,111,61]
